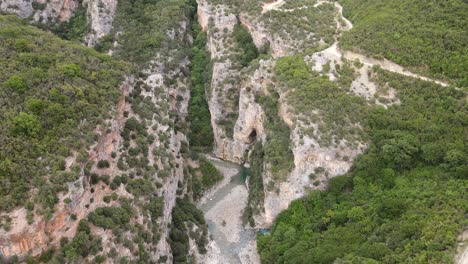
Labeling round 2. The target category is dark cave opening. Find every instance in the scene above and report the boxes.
[248,129,257,144]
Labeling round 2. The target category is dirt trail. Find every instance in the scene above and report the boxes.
[263,0,449,87]
[331,1,448,86]
[261,0,285,14]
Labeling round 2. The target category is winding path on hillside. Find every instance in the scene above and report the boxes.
[264,0,450,87]
[261,0,285,13]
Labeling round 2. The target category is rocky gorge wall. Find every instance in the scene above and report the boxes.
[197,0,251,163]
[0,1,193,262]
[197,0,365,227]
[197,0,448,228]
[0,0,116,47]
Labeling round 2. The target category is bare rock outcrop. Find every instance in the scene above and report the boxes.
[260,117,364,225]
[0,0,79,22]
[198,0,247,163]
[0,0,117,47]
[83,0,117,46]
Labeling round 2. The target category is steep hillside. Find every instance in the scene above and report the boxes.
[0,15,128,213]
[257,67,467,263]
[339,0,467,86]
[0,0,466,263]
[0,1,213,262]
[196,0,467,263]
[0,14,130,260]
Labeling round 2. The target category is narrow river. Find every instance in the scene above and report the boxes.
[198,157,260,264]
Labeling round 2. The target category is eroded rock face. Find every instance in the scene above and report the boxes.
[199,0,368,227]
[260,122,364,225]
[0,0,116,47]
[239,15,290,58]
[140,51,192,260]
[0,0,79,22]
[83,0,117,46]
[198,0,248,163]
[0,0,34,18]
[0,78,134,260]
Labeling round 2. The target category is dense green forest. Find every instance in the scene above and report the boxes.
[233,24,260,67]
[0,15,128,218]
[169,197,209,264]
[339,0,468,86]
[1,0,467,262]
[257,62,467,263]
[188,19,214,150]
[111,0,196,65]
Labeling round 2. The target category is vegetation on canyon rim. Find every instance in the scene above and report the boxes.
[0,0,466,262]
[1,0,214,262]
[255,0,467,262]
[0,15,128,217]
[339,0,468,87]
[258,67,467,263]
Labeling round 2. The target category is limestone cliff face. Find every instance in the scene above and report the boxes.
[198,0,249,163]
[139,45,192,261]
[199,0,369,227]
[238,15,290,58]
[0,0,78,22]
[0,0,116,47]
[83,0,117,46]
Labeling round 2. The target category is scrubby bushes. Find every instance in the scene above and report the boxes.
[261,3,336,53]
[233,24,259,67]
[188,20,214,151]
[274,55,367,147]
[111,0,196,64]
[52,220,103,262]
[88,206,133,235]
[0,15,128,213]
[126,178,155,197]
[169,197,209,263]
[190,156,223,200]
[97,160,110,169]
[256,89,294,182]
[257,70,467,263]
[339,0,467,86]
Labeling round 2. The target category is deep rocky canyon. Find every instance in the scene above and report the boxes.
[0,0,466,263]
